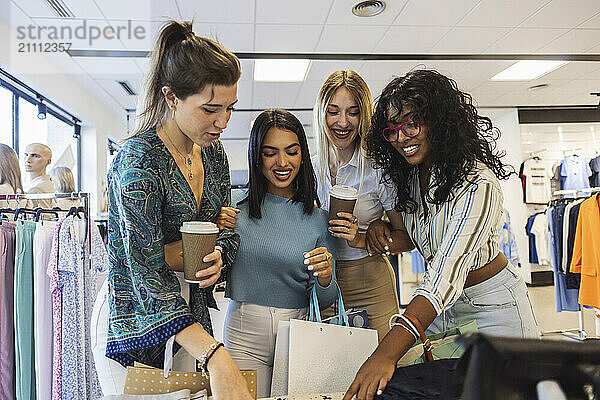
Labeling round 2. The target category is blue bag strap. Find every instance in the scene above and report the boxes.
[308,280,349,327]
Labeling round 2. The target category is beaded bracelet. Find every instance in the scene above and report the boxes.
[200,342,224,377]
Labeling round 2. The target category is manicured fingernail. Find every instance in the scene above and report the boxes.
[384,245,389,251]
[368,253,372,256]
[308,265,313,270]
[304,252,310,258]
[377,389,383,395]
[313,272,318,276]
[388,237,393,243]
[304,259,310,265]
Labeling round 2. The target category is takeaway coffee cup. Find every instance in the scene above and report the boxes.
[180,221,219,283]
[329,185,358,224]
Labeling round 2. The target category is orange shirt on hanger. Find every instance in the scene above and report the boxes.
[570,194,600,308]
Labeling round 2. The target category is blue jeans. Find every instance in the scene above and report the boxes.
[426,263,538,338]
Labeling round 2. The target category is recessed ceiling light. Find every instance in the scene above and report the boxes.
[254,59,310,82]
[491,60,568,81]
[352,1,386,17]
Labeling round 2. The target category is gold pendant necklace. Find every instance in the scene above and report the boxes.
[163,130,194,180]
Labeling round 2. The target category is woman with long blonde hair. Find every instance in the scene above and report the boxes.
[313,70,400,341]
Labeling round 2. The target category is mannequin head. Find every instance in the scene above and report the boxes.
[24,143,52,178]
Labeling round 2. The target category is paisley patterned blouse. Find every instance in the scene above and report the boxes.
[106,129,239,367]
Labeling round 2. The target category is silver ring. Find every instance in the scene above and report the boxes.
[352,217,358,223]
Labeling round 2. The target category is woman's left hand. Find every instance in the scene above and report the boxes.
[329,212,359,242]
[304,246,333,287]
[195,246,224,288]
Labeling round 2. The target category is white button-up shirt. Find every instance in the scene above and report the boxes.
[313,150,397,260]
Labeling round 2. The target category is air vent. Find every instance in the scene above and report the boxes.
[45,0,75,18]
[352,1,386,17]
[118,81,136,96]
[528,84,549,92]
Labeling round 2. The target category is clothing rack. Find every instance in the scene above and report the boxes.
[539,189,600,341]
[0,192,91,247]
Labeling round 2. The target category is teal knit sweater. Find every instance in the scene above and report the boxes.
[225,190,338,309]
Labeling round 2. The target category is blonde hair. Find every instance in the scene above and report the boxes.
[49,166,75,193]
[134,20,241,137]
[313,70,373,199]
[0,143,23,192]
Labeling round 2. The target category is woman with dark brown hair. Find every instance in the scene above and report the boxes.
[91,21,251,399]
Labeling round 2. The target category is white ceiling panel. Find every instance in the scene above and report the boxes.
[539,29,600,53]
[459,0,549,28]
[471,80,530,96]
[357,61,422,82]
[235,79,253,109]
[95,79,139,108]
[552,79,600,95]
[579,11,600,28]
[326,0,408,26]
[533,62,599,80]
[251,82,302,109]
[192,22,254,52]
[256,0,334,25]
[484,28,566,53]
[521,0,600,28]
[254,24,321,53]
[74,57,141,74]
[375,26,451,53]
[316,25,388,52]
[103,20,154,51]
[294,80,323,108]
[304,61,365,83]
[176,0,254,24]
[452,61,516,82]
[470,92,503,106]
[96,0,179,20]
[395,0,479,27]
[432,27,512,53]
[239,60,254,82]
[13,0,104,19]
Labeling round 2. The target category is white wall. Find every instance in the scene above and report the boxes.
[0,10,125,213]
[483,108,532,282]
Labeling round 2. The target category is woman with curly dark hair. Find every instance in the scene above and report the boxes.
[344,70,537,400]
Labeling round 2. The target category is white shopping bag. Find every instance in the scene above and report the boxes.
[271,283,378,396]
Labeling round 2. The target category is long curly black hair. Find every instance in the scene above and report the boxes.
[366,69,513,214]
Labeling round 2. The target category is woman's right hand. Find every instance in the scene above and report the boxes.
[366,219,393,255]
[208,348,253,399]
[213,206,240,230]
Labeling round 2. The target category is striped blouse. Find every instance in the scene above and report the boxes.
[401,162,504,315]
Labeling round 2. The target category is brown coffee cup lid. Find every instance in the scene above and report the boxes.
[330,184,358,200]
[180,221,219,234]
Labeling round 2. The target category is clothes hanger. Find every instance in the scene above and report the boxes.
[13,207,36,221]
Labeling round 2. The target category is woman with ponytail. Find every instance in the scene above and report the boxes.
[92,21,251,399]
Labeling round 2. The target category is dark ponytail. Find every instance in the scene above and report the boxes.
[134,20,241,136]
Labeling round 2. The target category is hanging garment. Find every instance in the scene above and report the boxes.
[14,220,37,400]
[565,203,582,290]
[560,155,592,193]
[57,216,106,400]
[525,214,539,264]
[531,212,550,265]
[410,249,426,274]
[497,209,520,267]
[522,158,552,204]
[0,222,16,400]
[548,205,579,312]
[589,155,600,188]
[47,217,66,400]
[570,194,600,309]
[33,221,56,400]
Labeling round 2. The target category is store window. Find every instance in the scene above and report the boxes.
[18,97,79,189]
[0,86,11,146]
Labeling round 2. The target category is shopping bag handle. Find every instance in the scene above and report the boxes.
[308,280,349,326]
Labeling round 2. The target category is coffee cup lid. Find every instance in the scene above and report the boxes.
[180,221,219,234]
[330,184,358,200]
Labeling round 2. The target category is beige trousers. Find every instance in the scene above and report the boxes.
[323,254,400,342]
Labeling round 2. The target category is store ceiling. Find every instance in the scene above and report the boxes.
[5,0,600,116]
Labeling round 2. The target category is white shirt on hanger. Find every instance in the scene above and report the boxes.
[531,212,550,265]
[523,158,552,204]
